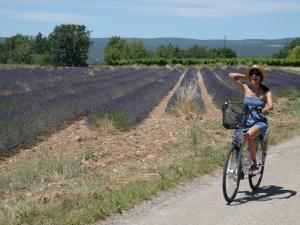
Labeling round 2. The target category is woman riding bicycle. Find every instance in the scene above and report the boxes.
[228,65,273,171]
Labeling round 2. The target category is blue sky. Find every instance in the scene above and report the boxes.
[0,0,299,40]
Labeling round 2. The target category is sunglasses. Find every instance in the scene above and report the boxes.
[249,70,262,77]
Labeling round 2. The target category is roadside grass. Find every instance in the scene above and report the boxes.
[268,97,300,145]
[0,146,224,225]
[1,96,300,224]
[278,87,300,100]
[0,156,81,192]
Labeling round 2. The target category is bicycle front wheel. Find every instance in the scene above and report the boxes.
[249,139,265,190]
[222,145,241,203]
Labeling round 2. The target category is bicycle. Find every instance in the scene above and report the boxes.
[221,102,269,204]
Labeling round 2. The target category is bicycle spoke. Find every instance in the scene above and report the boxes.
[223,146,240,203]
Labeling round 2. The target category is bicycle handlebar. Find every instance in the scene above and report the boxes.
[246,105,267,115]
[247,105,262,113]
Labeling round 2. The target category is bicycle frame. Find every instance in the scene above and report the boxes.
[232,127,268,177]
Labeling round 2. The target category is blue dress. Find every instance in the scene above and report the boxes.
[243,96,268,136]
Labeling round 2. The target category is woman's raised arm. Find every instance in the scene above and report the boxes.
[228,72,246,91]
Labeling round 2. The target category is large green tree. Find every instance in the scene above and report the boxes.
[104,36,131,64]
[33,32,52,65]
[186,45,211,58]
[155,44,185,58]
[273,37,300,58]
[211,47,237,58]
[129,40,149,59]
[34,32,50,55]
[4,34,35,64]
[0,42,8,63]
[49,24,92,66]
[288,46,300,59]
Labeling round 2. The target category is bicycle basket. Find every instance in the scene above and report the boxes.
[222,102,247,129]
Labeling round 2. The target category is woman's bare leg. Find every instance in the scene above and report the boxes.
[245,125,261,163]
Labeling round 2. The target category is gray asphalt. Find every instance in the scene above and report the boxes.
[101,137,300,225]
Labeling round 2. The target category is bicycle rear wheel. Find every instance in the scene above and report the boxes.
[249,139,265,190]
[222,145,241,203]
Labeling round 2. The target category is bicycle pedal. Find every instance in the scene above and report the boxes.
[239,172,245,180]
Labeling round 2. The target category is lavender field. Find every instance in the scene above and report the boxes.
[1,65,300,152]
[0,66,183,151]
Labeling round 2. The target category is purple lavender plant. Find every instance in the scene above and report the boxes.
[166,67,205,112]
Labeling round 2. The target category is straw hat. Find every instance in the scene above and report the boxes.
[245,65,269,81]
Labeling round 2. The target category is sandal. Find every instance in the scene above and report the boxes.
[250,163,259,171]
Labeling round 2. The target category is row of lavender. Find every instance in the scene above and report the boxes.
[0,67,183,151]
[1,68,170,115]
[200,67,242,108]
[0,67,121,95]
[88,68,183,126]
[166,67,205,112]
[201,67,300,107]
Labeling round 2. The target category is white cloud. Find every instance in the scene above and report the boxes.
[70,0,300,18]
[1,0,300,20]
[134,0,300,18]
[0,10,89,22]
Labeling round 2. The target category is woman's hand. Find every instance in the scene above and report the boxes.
[262,108,269,115]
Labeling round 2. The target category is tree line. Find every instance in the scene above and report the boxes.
[0,24,92,66]
[0,23,299,66]
[273,38,300,59]
[104,36,237,65]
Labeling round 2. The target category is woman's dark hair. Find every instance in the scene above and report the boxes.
[260,84,270,93]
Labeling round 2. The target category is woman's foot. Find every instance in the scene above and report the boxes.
[250,162,259,171]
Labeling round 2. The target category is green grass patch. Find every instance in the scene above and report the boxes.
[268,97,300,145]
[91,110,129,131]
[188,124,209,145]
[80,147,96,161]
[278,87,300,100]
[0,157,81,191]
[168,100,204,117]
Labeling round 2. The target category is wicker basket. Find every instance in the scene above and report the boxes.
[222,102,247,129]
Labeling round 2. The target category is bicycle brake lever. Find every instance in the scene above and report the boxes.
[257,107,263,113]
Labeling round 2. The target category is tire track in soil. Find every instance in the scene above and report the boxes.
[197,71,220,119]
[144,68,186,115]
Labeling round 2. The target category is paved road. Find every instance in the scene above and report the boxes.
[102,137,300,225]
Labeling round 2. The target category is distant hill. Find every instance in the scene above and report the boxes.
[88,37,294,64]
[0,36,295,64]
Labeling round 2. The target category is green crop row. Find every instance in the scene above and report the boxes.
[112,58,300,66]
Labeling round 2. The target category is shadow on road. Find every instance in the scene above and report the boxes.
[230,185,297,206]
